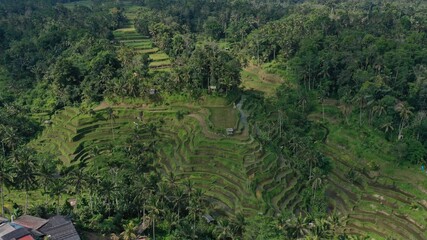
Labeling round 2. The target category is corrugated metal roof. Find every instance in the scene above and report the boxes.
[14,215,48,230]
[0,223,15,237]
[1,228,31,240]
[39,216,80,240]
[0,217,8,224]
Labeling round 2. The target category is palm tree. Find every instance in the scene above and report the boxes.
[0,155,15,216]
[298,92,309,113]
[372,101,387,118]
[0,125,20,154]
[352,94,368,127]
[214,219,233,240]
[172,187,186,221]
[163,209,180,234]
[12,147,38,214]
[106,107,116,141]
[310,168,325,201]
[110,233,120,240]
[49,174,66,215]
[187,188,207,239]
[120,221,137,240]
[86,173,101,212]
[395,102,413,140]
[147,195,163,240]
[166,172,178,191]
[285,214,310,239]
[98,178,117,216]
[66,159,88,211]
[309,217,332,238]
[145,123,158,139]
[37,156,60,204]
[381,122,394,133]
[231,213,246,238]
[0,125,7,155]
[339,103,353,125]
[326,212,344,236]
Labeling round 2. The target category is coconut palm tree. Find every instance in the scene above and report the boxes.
[285,214,310,239]
[214,219,233,240]
[187,188,207,239]
[120,221,138,240]
[172,187,186,221]
[395,102,413,140]
[372,101,387,118]
[309,217,332,238]
[310,168,325,199]
[352,94,372,126]
[110,233,120,240]
[231,213,246,237]
[37,156,60,204]
[0,125,20,154]
[66,159,88,211]
[339,103,353,125]
[0,155,15,216]
[98,178,117,216]
[106,107,116,141]
[147,195,163,240]
[12,147,39,214]
[49,174,67,215]
[146,123,158,139]
[381,122,394,133]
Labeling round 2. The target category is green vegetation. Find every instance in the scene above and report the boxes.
[1,0,427,239]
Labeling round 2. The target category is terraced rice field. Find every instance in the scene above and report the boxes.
[311,103,427,239]
[31,98,302,218]
[113,4,172,71]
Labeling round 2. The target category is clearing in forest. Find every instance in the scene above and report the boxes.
[241,64,284,97]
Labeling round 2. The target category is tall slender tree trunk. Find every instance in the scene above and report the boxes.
[153,217,155,240]
[1,183,4,217]
[193,212,196,239]
[111,120,115,141]
[57,195,60,215]
[398,121,405,140]
[75,193,79,212]
[25,190,28,214]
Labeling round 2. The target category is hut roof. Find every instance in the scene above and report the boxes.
[39,215,80,240]
[0,217,8,224]
[0,223,15,236]
[202,214,215,223]
[14,215,48,230]
[1,228,33,240]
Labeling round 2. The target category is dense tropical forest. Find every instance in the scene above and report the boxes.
[0,0,426,239]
